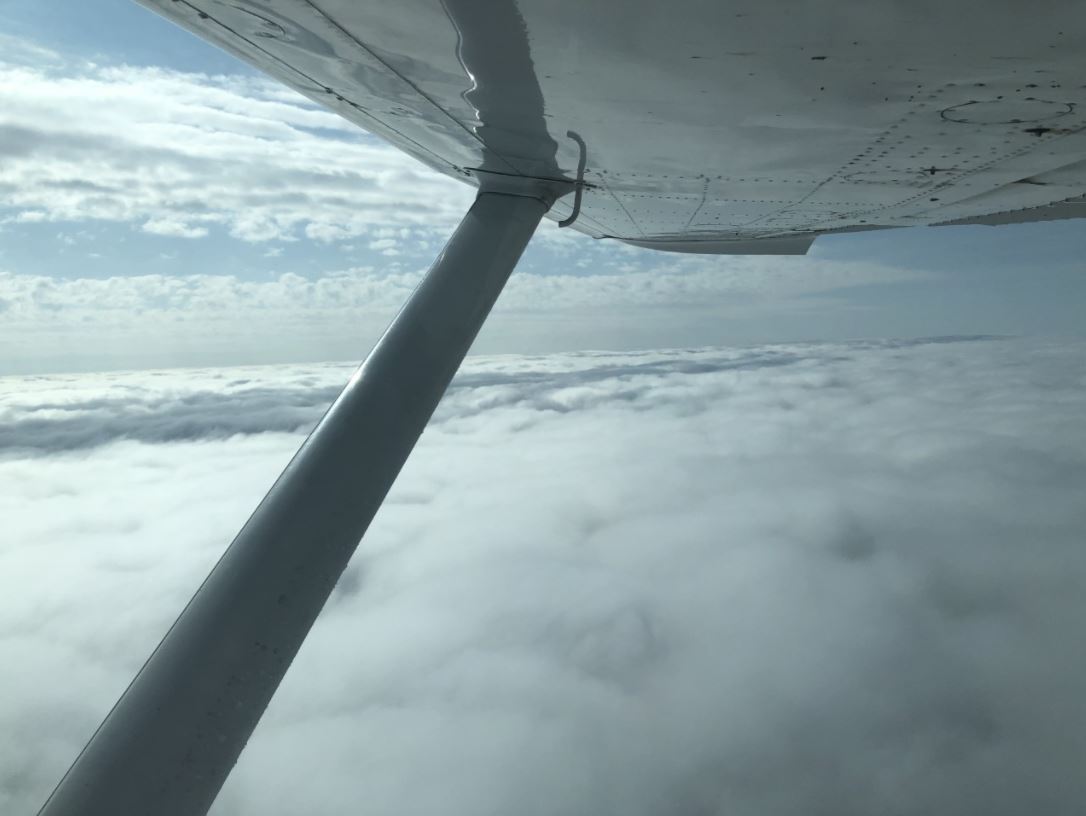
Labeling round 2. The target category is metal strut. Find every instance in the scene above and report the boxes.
[39,191,549,816]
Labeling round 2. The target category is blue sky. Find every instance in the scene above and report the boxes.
[2,0,1085,373]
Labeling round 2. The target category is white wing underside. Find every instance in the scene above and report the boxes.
[139,0,1086,253]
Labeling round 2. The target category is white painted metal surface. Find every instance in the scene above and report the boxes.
[139,0,1086,252]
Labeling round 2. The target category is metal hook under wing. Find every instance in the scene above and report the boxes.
[558,130,588,228]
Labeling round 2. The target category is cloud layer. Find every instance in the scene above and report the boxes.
[0,56,471,244]
[0,251,923,373]
[3,337,1086,815]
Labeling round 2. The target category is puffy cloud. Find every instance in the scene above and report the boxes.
[0,59,472,242]
[0,253,922,372]
[3,337,1086,815]
[141,216,209,239]
[0,255,917,324]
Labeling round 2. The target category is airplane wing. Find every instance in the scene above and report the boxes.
[133,0,1086,253]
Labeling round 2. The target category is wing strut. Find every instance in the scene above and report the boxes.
[39,190,550,816]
